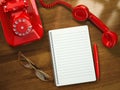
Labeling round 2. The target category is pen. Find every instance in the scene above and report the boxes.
[93,44,100,80]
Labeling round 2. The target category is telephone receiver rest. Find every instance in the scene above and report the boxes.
[72,5,118,48]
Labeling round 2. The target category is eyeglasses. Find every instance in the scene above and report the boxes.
[18,51,52,81]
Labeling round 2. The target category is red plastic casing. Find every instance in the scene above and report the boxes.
[0,0,44,46]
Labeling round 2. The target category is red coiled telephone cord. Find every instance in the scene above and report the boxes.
[39,0,73,10]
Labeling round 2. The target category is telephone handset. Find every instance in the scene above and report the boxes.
[0,0,43,46]
[0,0,118,48]
[72,5,118,48]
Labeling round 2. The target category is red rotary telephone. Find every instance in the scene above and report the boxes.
[0,0,44,46]
[0,0,118,48]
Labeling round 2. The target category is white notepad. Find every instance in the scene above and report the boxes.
[48,26,96,86]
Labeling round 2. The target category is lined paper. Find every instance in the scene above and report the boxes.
[49,26,96,86]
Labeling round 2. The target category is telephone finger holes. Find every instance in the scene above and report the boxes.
[13,18,33,37]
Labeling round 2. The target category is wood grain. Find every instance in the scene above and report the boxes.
[0,0,120,90]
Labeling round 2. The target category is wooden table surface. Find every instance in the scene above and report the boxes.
[0,0,120,90]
